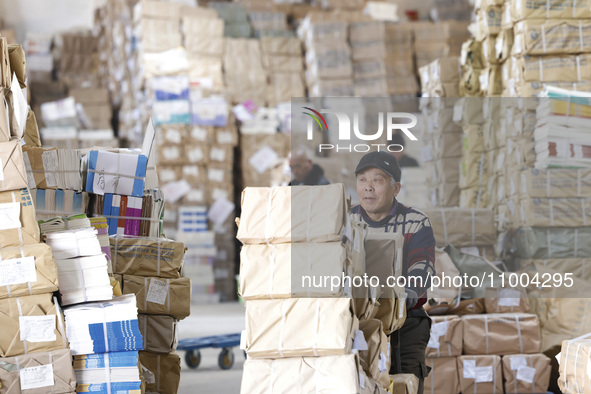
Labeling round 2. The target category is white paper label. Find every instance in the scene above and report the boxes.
[208,168,225,183]
[233,103,254,122]
[165,129,182,144]
[186,190,205,203]
[187,147,204,163]
[475,366,493,383]
[146,278,169,305]
[207,198,235,226]
[191,126,208,142]
[398,293,406,319]
[210,147,226,162]
[353,330,368,351]
[427,321,449,349]
[378,352,388,372]
[239,330,247,350]
[19,315,57,342]
[498,288,521,307]
[516,366,536,383]
[359,372,365,389]
[41,150,58,187]
[162,146,181,161]
[510,356,527,371]
[211,188,228,201]
[217,131,234,145]
[0,256,37,286]
[0,202,21,230]
[463,360,476,379]
[142,366,156,384]
[19,364,54,390]
[249,145,278,174]
[161,180,191,204]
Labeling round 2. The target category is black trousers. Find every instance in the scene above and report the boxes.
[389,316,432,394]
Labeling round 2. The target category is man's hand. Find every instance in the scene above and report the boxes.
[405,289,418,309]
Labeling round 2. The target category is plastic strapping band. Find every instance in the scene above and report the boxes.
[484,315,489,354]
[144,277,148,312]
[574,343,582,393]
[87,169,145,181]
[157,354,161,392]
[47,351,55,394]
[278,301,286,357]
[541,25,547,53]
[306,188,314,242]
[493,356,497,394]
[546,0,550,19]
[99,304,110,353]
[549,199,554,226]
[312,299,320,357]
[16,297,27,354]
[473,355,478,394]
[513,358,518,393]
[573,0,578,18]
[582,199,587,226]
[166,279,171,315]
[142,315,147,350]
[104,352,112,394]
[574,229,578,257]
[268,245,276,299]
[440,209,448,245]
[576,56,582,81]
[23,245,32,296]
[546,229,552,257]
[264,188,274,244]
[538,58,544,81]
[0,251,10,297]
[546,172,551,197]
[515,316,523,353]
[580,20,584,52]
[157,238,161,277]
[529,355,535,394]
[99,214,162,223]
[471,209,476,245]
[268,360,275,393]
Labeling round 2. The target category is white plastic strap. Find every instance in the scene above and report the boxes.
[573,0,578,18]
[579,20,584,52]
[104,353,112,394]
[440,209,448,245]
[268,360,275,393]
[48,351,55,394]
[144,277,148,311]
[538,58,544,81]
[264,188,274,244]
[574,229,578,257]
[306,245,313,297]
[484,315,489,354]
[515,316,523,353]
[549,199,554,226]
[312,299,320,357]
[574,343,582,393]
[546,229,552,257]
[471,209,476,245]
[473,356,478,394]
[268,245,276,299]
[99,304,110,353]
[540,25,547,53]
[156,238,161,277]
[16,297,27,354]
[581,200,587,226]
[166,279,171,315]
[546,0,550,18]
[277,301,287,357]
[546,171,551,197]
[576,56,582,81]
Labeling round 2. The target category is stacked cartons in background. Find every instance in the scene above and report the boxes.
[349,20,388,97]
[384,23,418,96]
[413,21,470,71]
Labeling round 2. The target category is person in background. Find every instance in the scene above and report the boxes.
[289,146,330,186]
[389,132,419,167]
[350,151,435,393]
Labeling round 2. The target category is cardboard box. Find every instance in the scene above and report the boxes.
[110,236,186,278]
[121,275,191,320]
[421,208,495,247]
[244,298,356,358]
[138,314,178,354]
[457,355,503,394]
[239,242,350,299]
[0,293,67,357]
[241,354,367,394]
[462,313,541,355]
[237,184,348,245]
[359,319,390,389]
[0,188,40,247]
[390,373,419,394]
[139,351,180,394]
[502,353,551,393]
[424,357,460,394]
[517,197,591,227]
[0,348,76,393]
[0,140,27,192]
[426,315,462,358]
[0,243,59,299]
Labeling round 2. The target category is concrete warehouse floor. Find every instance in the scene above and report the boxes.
[177,302,246,394]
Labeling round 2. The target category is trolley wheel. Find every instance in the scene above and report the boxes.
[185,350,201,369]
[218,348,235,370]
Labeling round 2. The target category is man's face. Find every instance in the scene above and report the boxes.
[356,168,401,216]
[290,153,313,182]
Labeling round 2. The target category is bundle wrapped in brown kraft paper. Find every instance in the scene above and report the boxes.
[139,351,180,394]
[359,319,390,390]
[237,184,348,245]
[240,354,369,394]
[239,242,350,299]
[513,19,591,56]
[0,140,27,192]
[0,348,76,393]
[0,243,59,299]
[0,188,40,248]
[244,298,357,358]
[518,168,591,198]
[372,294,406,336]
[0,293,67,357]
[424,356,460,394]
[390,373,419,394]
[121,275,191,320]
[110,236,186,278]
[484,287,530,313]
[462,313,541,355]
[511,0,591,21]
[558,333,591,393]
[421,208,495,248]
[260,37,302,56]
[457,355,503,394]
[426,315,463,358]
[513,54,591,83]
[502,353,551,394]
[138,314,178,354]
[517,197,591,227]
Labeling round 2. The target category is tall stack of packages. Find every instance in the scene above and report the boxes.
[413,21,470,71]
[0,61,76,389]
[237,184,407,393]
[111,235,188,394]
[418,57,462,208]
[298,13,353,97]
[385,23,418,97]
[423,315,462,394]
[57,30,99,89]
[210,2,252,38]
[223,38,268,107]
[349,20,388,97]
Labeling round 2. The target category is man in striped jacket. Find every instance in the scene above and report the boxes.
[350,151,436,393]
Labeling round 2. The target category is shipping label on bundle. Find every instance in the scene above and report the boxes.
[475,366,493,383]
[41,150,58,188]
[161,180,190,204]
[19,364,54,390]
[142,366,155,384]
[516,365,536,383]
[0,202,21,230]
[510,356,527,371]
[427,320,449,349]
[0,256,37,286]
[463,360,476,378]
[146,278,169,305]
[232,102,255,122]
[19,315,57,342]
[498,288,521,307]
[208,198,235,226]
[249,145,278,174]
